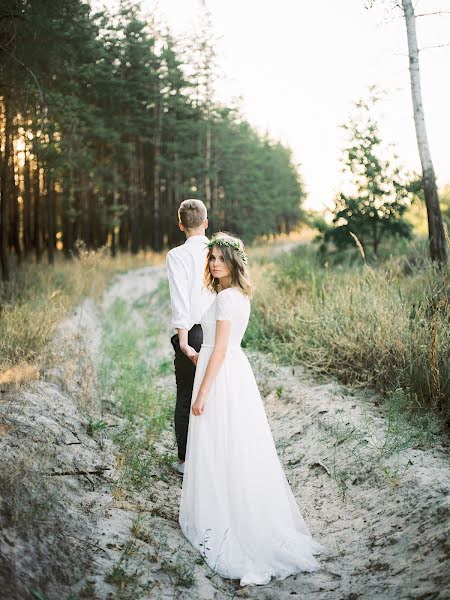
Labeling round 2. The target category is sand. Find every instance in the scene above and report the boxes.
[0,264,448,600]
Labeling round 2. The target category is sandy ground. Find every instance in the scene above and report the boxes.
[1,264,449,600]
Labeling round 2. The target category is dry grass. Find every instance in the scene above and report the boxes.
[245,242,450,424]
[248,227,316,264]
[0,363,40,386]
[0,246,163,375]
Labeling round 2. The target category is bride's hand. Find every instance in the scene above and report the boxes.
[192,394,206,416]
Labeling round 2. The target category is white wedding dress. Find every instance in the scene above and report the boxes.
[179,287,325,586]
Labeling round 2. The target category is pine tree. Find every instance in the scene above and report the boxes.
[0,0,306,278]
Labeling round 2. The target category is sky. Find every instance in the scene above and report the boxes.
[141,0,450,211]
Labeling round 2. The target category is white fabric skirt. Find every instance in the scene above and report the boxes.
[179,345,325,586]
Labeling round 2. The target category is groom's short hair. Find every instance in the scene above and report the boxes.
[178,199,207,230]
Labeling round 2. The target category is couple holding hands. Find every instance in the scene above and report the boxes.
[166,199,325,587]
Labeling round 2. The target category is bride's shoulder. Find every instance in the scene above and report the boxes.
[215,288,250,311]
[215,287,249,321]
[218,287,249,299]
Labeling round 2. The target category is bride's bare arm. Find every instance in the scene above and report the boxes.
[191,319,231,416]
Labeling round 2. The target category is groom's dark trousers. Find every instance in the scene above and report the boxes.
[171,324,203,461]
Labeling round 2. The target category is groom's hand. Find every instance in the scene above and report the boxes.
[180,343,198,365]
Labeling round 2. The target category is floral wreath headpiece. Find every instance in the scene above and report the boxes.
[206,237,248,265]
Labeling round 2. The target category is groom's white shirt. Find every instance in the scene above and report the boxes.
[166,234,215,331]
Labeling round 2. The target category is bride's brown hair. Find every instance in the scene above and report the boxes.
[204,232,255,297]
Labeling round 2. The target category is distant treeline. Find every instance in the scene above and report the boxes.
[0,0,304,279]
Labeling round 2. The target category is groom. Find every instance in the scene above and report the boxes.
[166,199,214,476]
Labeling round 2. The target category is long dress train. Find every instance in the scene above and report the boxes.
[179,287,325,586]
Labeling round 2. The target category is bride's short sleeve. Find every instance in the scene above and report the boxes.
[216,291,233,321]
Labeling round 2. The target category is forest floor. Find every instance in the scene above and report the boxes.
[1,262,449,600]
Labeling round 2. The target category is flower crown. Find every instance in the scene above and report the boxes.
[206,237,248,265]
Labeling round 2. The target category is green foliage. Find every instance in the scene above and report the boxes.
[1,0,305,269]
[321,90,421,258]
[86,416,109,436]
[215,118,304,240]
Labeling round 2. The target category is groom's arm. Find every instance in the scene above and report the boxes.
[176,328,197,362]
[166,252,196,360]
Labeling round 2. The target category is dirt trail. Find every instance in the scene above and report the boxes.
[1,265,449,600]
[89,266,450,600]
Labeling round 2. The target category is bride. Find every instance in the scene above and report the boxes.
[179,232,325,587]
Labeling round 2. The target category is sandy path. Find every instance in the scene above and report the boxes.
[2,264,447,600]
[88,266,450,600]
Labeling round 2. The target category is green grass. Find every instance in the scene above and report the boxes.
[103,539,149,599]
[86,416,109,436]
[98,282,199,594]
[99,295,175,493]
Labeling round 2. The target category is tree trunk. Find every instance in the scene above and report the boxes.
[373,220,379,257]
[46,170,55,265]
[0,97,12,280]
[130,142,139,254]
[401,0,448,265]
[62,168,74,258]
[169,152,182,247]
[205,119,212,211]
[119,164,129,252]
[23,148,32,257]
[87,185,96,249]
[10,150,21,263]
[212,141,220,229]
[80,171,89,247]
[137,139,145,251]
[34,159,42,262]
[111,189,118,258]
[152,103,163,251]
[73,182,81,252]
